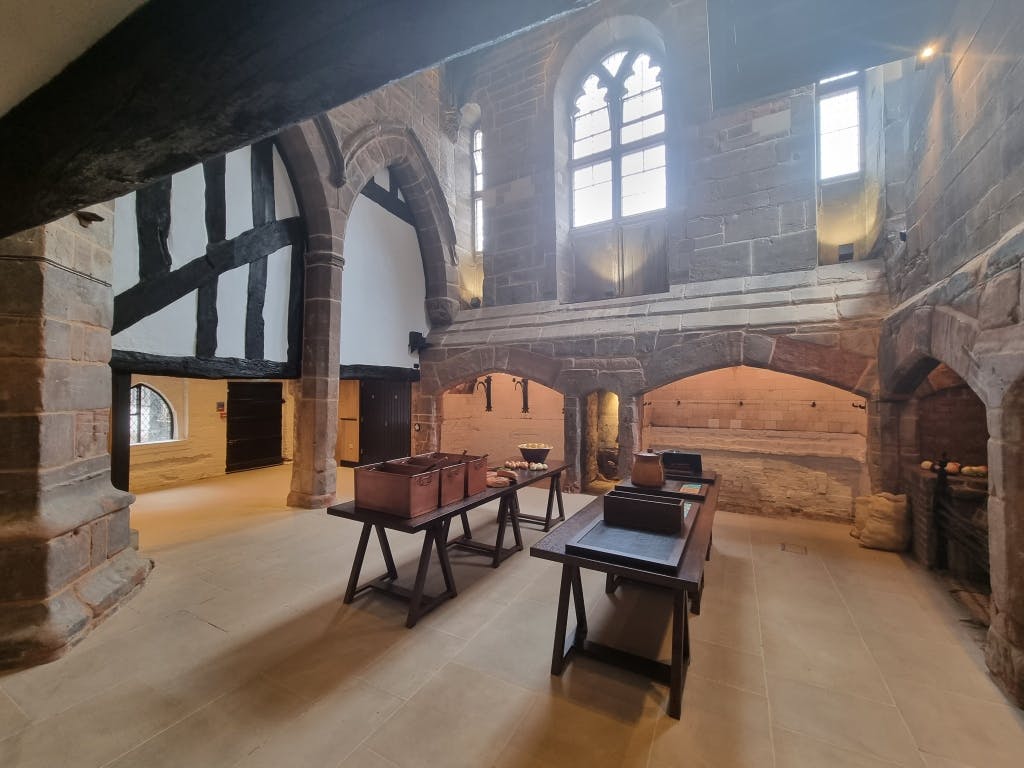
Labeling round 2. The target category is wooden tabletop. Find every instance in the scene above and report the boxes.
[327,460,569,533]
[530,471,719,591]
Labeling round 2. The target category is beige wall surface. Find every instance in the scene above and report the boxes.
[644,367,869,521]
[128,376,294,492]
[440,373,564,463]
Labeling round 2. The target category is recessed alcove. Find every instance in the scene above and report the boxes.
[641,366,869,522]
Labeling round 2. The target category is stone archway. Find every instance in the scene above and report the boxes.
[337,122,462,327]
[641,331,878,397]
[276,116,462,507]
[988,378,1024,703]
[879,298,1024,705]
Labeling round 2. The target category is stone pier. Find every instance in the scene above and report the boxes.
[0,211,151,666]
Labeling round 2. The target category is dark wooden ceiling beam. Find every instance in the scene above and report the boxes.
[0,0,594,238]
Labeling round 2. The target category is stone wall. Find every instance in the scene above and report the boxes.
[438,373,564,463]
[891,0,1024,302]
[643,367,868,521]
[127,376,296,492]
[917,385,989,467]
[451,0,907,306]
[645,366,867,435]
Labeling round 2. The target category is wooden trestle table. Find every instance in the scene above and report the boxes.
[327,460,567,628]
[530,472,718,719]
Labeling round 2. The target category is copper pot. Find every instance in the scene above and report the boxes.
[631,451,664,488]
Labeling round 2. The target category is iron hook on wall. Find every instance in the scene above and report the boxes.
[513,377,530,413]
[475,375,493,412]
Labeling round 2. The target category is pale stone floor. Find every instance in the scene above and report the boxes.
[2,465,1024,767]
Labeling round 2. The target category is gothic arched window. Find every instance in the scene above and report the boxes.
[129,384,175,444]
[571,49,666,228]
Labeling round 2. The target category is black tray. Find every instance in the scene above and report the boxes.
[566,516,692,574]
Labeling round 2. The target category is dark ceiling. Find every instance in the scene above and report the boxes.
[707,0,956,109]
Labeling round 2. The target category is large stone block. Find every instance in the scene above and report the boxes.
[771,336,870,392]
[689,242,751,281]
[724,207,780,243]
[0,592,91,667]
[751,229,817,274]
[75,549,151,616]
[978,267,1021,329]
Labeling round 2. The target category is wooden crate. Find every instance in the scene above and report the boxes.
[354,463,440,517]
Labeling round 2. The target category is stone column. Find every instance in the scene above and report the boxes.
[618,393,642,479]
[0,211,151,668]
[288,247,344,508]
[411,384,441,455]
[562,394,581,492]
[868,398,902,492]
[986,402,1024,705]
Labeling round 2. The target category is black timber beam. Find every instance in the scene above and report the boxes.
[111,351,298,380]
[0,0,595,238]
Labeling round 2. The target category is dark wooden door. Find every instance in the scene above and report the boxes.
[359,380,411,464]
[226,381,284,472]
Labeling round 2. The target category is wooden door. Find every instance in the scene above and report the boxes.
[359,380,411,464]
[226,381,283,472]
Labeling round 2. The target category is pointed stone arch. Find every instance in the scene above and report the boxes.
[338,122,461,327]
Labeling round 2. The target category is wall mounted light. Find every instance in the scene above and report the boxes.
[916,43,938,70]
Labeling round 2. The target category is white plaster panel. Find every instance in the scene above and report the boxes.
[113,292,197,357]
[216,264,249,359]
[168,163,206,269]
[340,195,428,368]
[263,246,293,362]
[225,145,254,239]
[272,146,300,220]
[112,191,138,294]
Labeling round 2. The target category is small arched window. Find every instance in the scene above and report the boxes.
[129,384,174,444]
[571,49,666,227]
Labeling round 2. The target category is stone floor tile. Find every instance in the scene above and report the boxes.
[356,626,467,699]
[339,748,402,768]
[773,726,921,767]
[842,587,961,642]
[761,617,892,703]
[861,629,1006,705]
[106,677,307,768]
[687,639,766,696]
[496,691,654,768]
[0,686,27,742]
[0,609,228,721]
[767,674,921,766]
[648,674,773,768]
[0,679,195,768]
[888,679,1024,768]
[231,679,403,768]
[364,662,533,768]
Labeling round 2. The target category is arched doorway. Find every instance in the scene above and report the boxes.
[580,390,621,493]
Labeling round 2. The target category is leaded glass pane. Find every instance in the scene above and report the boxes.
[601,50,628,77]
[621,145,666,217]
[573,161,613,226]
[129,384,173,444]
